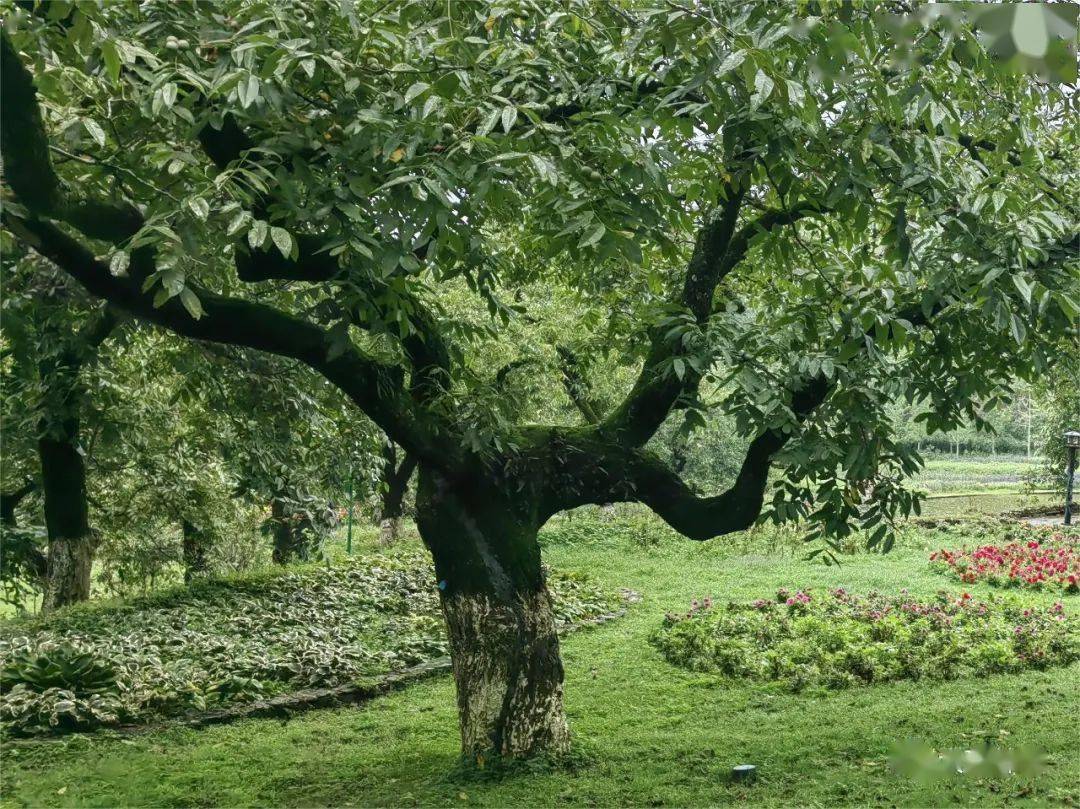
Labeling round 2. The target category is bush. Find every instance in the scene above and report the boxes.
[0,549,620,735]
[652,588,1078,691]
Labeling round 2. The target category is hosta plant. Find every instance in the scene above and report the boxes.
[0,549,619,735]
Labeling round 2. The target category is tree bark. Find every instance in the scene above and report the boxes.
[38,426,93,612]
[415,468,569,762]
[378,443,417,546]
[181,519,211,583]
[269,496,315,564]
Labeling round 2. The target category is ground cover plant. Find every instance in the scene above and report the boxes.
[0,549,618,736]
[930,524,1079,592]
[652,586,1078,691]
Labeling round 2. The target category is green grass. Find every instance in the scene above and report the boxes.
[3,527,1078,808]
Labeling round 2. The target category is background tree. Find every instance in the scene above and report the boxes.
[2,0,1075,761]
[0,250,121,610]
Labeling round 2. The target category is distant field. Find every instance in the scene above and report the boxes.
[913,454,1043,494]
[918,491,1060,519]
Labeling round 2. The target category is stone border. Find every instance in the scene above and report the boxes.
[14,589,641,740]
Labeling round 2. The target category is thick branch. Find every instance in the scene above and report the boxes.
[196,115,451,391]
[0,478,37,526]
[601,192,823,447]
[0,31,143,244]
[543,376,831,538]
[1,33,453,466]
[7,215,453,464]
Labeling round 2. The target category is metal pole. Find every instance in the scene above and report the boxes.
[1065,447,1077,526]
[346,468,355,554]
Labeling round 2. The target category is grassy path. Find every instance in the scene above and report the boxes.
[2,540,1078,807]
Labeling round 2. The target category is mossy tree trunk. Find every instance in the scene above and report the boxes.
[415,467,569,762]
[35,308,118,613]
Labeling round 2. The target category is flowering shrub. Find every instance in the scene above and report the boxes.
[652,588,1078,691]
[929,526,1079,592]
[0,549,619,735]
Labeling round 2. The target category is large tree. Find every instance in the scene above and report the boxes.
[1,1,1075,759]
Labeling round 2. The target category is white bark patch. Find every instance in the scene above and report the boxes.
[441,587,570,760]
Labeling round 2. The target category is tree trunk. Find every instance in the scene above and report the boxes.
[38,427,93,612]
[270,496,299,564]
[378,446,416,546]
[181,519,211,583]
[415,468,570,762]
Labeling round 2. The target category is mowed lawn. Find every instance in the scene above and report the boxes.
[2,531,1078,808]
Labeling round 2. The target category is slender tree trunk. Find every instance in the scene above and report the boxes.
[181,519,211,583]
[38,423,93,612]
[269,494,318,564]
[415,468,569,762]
[379,445,417,546]
[270,496,301,564]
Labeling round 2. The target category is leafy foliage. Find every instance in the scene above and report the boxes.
[1,0,1075,550]
[653,587,1078,690]
[0,549,619,734]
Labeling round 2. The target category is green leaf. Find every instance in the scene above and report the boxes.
[239,74,260,109]
[179,288,203,320]
[477,108,501,137]
[751,70,774,110]
[186,197,210,221]
[227,211,250,236]
[1011,274,1032,304]
[1009,312,1027,345]
[501,105,518,134]
[162,82,178,108]
[109,251,130,277]
[893,204,911,266]
[270,226,294,258]
[785,79,805,107]
[578,222,605,248]
[248,220,268,248]
[404,82,429,102]
[716,50,746,75]
[101,40,121,83]
[83,119,106,148]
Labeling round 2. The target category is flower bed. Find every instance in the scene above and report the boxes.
[652,588,1078,691]
[929,527,1079,592]
[0,549,620,735]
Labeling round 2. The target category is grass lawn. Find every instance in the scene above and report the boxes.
[2,522,1078,808]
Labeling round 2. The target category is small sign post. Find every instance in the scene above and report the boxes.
[1065,431,1080,526]
[346,468,355,555]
